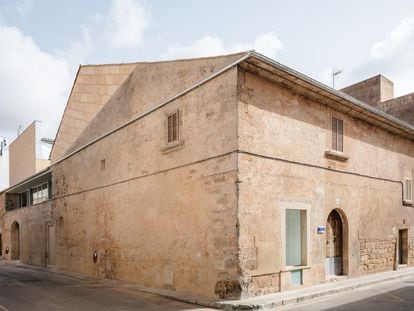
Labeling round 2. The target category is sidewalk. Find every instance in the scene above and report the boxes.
[214,267,414,310]
[1,260,414,310]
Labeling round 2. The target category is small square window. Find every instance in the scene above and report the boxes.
[100,159,106,171]
[167,111,179,143]
[331,116,344,152]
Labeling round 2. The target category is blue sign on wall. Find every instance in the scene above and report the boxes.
[317,226,326,234]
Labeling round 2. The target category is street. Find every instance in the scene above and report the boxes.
[2,263,414,311]
[285,274,414,311]
[0,264,211,311]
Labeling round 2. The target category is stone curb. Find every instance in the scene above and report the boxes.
[2,261,414,310]
[215,268,414,310]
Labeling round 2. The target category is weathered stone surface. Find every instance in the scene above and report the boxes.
[2,53,413,300]
[359,239,396,273]
[340,75,394,108]
[9,122,36,185]
[0,197,52,265]
[237,69,414,295]
[51,56,242,298]
[50,63,138,164]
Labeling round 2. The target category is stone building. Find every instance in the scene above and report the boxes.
[0,121,53,265]
[0,51,413,299]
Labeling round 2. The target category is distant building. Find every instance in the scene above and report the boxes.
[0,121,53,264]
[0,52,413,299]
[0,137,9,191]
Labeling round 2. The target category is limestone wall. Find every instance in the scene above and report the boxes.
[340,75,394,108]
[237,69,414,296]
[51,66,240,298]
[379,93,414,126]
[0,201,52,266]
[359,239,396,273]
[50,63,137,163]
[9,122,36,186]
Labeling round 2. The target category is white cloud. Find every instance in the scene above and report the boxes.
[0,0,153,142]
[162,32,284,60]
[104,0,150,49]
[371,16,414,59]
[0,26,72,140]
[369,16,414,95]
[324,15,414,96]
[56,25,94,66]
[14,0,33,18]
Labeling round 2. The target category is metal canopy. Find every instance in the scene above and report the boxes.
[5,169,51,194]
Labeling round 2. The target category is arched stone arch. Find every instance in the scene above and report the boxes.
[11,221,20,261]
[326,208,349,276]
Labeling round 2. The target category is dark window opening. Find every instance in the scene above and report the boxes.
[398,229,408,265]
[100,159,106,171]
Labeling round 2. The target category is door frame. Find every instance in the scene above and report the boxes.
[46,222,56,266]
[325,208,349,276]
[11,221,20,261]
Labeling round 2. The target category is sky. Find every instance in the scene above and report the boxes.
[1,0,414,143]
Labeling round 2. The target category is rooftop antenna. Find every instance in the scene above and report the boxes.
[17,125,23,136]
[0,136,6,156]
[332,68,343,89]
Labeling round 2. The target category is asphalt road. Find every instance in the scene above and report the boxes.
[2,263,414,311]
[0,264,211,311]
[285,274,414,311]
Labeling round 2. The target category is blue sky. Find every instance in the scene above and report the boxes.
[1,0,414,141]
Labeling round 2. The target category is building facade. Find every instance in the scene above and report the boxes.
[0,52,413,299]
[0,121,53,265]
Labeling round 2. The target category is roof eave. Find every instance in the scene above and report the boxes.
[244,51,414,140]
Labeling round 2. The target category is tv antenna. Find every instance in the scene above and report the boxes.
[17,125,23,136]
[332,68,343,89]
[0,136,6,156]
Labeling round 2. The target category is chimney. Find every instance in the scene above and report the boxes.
[340,75,394,109]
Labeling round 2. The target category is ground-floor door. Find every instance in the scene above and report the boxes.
[11,222,20,260]
[47,225,56,266]
[398,229,408,265]
[326,210,343,276]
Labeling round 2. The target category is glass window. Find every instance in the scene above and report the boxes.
[31,183,49,205]
[286,209,302,266]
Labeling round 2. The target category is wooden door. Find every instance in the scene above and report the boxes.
[326,210,343,275]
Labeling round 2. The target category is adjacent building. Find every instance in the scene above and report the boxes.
[0,52,413,299]
[0,121,53,264]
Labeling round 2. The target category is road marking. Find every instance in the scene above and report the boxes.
[0,304,10,311]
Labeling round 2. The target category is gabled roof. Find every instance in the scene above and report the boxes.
[50,62,138,164]
[244,51,414,139]
[62,52,248,157]
[52,51,414,166]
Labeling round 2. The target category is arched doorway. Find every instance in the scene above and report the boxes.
[11,221,20,260]
[326,210,346,276]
